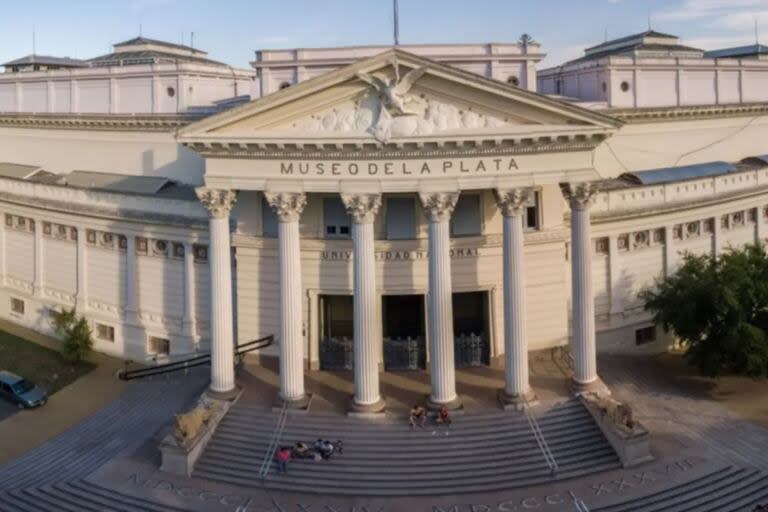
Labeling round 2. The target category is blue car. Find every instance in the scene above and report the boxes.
[0,370,47,409]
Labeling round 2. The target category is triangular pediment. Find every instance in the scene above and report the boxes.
[178,49,620,145]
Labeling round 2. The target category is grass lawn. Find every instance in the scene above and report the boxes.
[0,330,95,395]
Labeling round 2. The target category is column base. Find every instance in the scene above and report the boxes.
[497,388,539,411]
[347,396,387,418]
[426,394,464,413]
[206,384,242,402]
[570,377,611,398]
[272,393,313,414]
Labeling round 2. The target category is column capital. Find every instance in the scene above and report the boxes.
[341,193,381,224]
[196,188,237,219]
[495,188,532,217]
[419,192,459,222]
[265,192,307,223]
[561,182,598,210]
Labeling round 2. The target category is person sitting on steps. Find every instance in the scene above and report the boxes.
[436,405,452,428]
[409,404,427,429]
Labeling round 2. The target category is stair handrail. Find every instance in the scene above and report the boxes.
[569,491,590,512]
[258,399,289,479]
[118,335,274,381]
[524,401,559,474]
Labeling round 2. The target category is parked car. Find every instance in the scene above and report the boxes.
[0,371,47,409]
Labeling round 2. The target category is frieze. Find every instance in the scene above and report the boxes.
[277,157,519,178]
[321,248,480,261]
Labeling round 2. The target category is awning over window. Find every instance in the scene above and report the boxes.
[620,161,737,186]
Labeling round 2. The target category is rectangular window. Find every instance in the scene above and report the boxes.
[450,194,481,237]
[524,192,540,231]
[635,326,657,346]
[10,298,24,315]
[386,197,416,240]
[262,196,278,238]
[324,197,350,239]
[148,336,170,356]
[96,323,115,342]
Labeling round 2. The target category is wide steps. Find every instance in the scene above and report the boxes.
[0,479,188,512]
[594,466,768,512]
[194,398,623,496]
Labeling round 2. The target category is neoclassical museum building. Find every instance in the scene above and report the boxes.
[1,31,768,410]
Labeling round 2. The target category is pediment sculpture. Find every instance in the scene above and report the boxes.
[356,61,428,142]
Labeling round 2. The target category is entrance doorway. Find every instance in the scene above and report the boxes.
[453,291,490,367]
[318,295,353,370]
[382,295,426,370]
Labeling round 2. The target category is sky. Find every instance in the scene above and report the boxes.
[0,0,767,69]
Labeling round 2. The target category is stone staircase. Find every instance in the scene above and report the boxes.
[195,399,623,496]
[593,465,768,512]
[0,480,188,512]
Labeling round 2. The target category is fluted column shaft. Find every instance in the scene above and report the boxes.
[563,183,598,386]
[342,194,383,409]
[196,188,237,395]
[266,192,307,403]
[495,189,532,399]
[420,192,460,407]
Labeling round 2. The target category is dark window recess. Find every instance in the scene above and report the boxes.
[635,326,657,345]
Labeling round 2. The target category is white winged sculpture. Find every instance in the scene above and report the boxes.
[356,61,428,141]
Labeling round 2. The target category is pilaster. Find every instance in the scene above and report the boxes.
[76,227,88,312]
[33,220,43,297]
[182,242,197,339]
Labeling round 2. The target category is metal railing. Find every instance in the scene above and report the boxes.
[259,399,289,479]
[524,401,559,475]
[569,491,590,512]
[118,335,274,381]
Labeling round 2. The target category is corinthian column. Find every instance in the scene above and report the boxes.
[495,188,537,410]
[265,191,310,408]
[562,183,603,393]
[420,191,461,410]
[342,193,385,415]
[196,188,238,397]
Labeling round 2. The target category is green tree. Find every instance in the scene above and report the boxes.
[51,307,93,364]
[640,243,768,378]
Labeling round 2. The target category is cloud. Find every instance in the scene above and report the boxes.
[658,0,768,22]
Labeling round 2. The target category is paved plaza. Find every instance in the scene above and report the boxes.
[0,350,765,511]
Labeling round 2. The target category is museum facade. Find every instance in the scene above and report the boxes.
[1,34,768,410]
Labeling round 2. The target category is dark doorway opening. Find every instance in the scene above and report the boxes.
[382,294,426,370]
[452,291,490,367]
[318,295,353,370]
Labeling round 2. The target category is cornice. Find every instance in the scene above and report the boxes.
[0,113,205,132]
[606,102,768,123]
[591,184,768,224]
[183,132,609,160]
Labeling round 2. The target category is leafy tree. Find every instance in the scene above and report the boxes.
[640,243,768,378]
[51,307,93,364]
